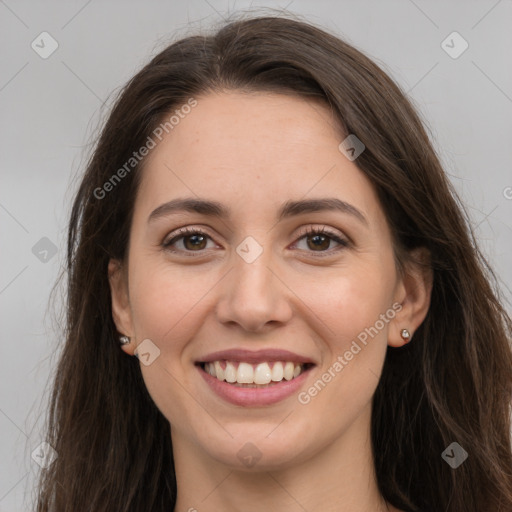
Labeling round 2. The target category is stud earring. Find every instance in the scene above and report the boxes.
[119,335,130,345]
[400,329,411,342]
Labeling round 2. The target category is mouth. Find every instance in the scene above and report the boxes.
[194,349,316,406]
[196,360,315,387]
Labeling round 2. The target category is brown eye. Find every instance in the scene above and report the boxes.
[162,225,349,257]
[306,233,332,251]
[294,226,349,254]
[182,233,207,251]
[163,228,215,254]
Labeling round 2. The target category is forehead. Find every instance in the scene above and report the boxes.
[135,91,384,227]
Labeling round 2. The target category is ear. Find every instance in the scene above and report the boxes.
[108,259,135,355]
[388,248,433,347]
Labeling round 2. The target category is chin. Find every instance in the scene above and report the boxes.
[195,425,317,472]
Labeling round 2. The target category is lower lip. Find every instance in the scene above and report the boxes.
[197,365,314,406]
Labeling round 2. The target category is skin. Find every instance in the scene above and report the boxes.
[109,91,432,512]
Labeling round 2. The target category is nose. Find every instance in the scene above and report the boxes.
[215,245,293,333]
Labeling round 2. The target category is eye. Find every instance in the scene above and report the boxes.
[293,225,349,255]
[162,227,216,254]
[162,225,349,256]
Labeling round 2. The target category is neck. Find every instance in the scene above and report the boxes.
[172,404,393,512]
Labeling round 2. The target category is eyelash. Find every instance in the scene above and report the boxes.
[162,225,349,257]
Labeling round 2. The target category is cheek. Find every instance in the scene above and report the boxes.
[128,260,219,348]
[299,263,395,408]
[293,261,396,350]
[130,271,181,342]
[127,262,212,425]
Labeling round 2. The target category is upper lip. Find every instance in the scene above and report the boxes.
[196,348,316,365]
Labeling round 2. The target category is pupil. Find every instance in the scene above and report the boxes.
[309,234,329,250]
[186,234,205,250]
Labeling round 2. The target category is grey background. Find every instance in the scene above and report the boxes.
[1,0,511,510]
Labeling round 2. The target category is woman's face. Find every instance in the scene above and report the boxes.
[110,91,427,471]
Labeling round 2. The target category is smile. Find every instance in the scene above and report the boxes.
[200,360,313,386]
[195,349,316,406]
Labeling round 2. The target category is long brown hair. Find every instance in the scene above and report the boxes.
[34,13,512,512]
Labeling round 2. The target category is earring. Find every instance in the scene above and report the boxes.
[400,329,411,342]
[119,335,130,345]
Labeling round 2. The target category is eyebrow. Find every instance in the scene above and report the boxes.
[147,197,368,226]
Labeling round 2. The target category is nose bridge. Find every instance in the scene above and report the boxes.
[232,236,277,306]
[216,235,291,331]
[234,242,274,293]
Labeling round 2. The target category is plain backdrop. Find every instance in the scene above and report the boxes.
[1,1,511,510]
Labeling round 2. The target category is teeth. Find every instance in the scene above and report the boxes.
[237,362,254,384]
[283,362,294,381]
[225,361,237,383]
[254,362,272,385]
[214,361,225,381]
[271,362,284,382]
[203,360,308,385]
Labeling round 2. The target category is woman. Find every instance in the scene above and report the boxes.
[35,14,512,512]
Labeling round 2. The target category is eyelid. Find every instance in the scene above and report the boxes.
[295,224,348,243]
[162,224,350,256]
[162,225,220,253]
[291,225,350,255]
